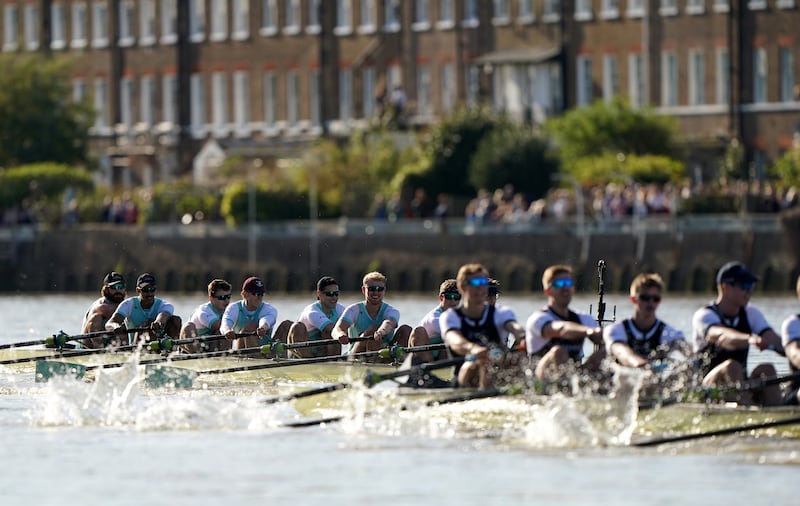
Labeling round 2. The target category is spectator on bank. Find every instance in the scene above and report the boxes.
[411,188,434,218]
[371,193,388,221]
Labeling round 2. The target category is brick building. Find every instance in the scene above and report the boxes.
[1,0,798,185]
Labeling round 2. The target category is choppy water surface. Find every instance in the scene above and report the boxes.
[1,292,799,505]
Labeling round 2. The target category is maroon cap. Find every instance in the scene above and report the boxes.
[243,277,265,294]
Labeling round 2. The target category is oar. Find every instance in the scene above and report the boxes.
[261,352,463,405]
[266,340,445,361]
[632,415,800,447]
[0,327,149,351]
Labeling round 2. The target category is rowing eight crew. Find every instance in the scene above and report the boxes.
[84,261,800,407]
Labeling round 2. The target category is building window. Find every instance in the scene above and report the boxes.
[232,0,249,40]
[307,0,321,34]
[413,0,430,30]
[417,64,432,117]
[438,0,455,28]
[263,72,277,125]
[189,0,205,42]
[661,51,678,107]
[715,47,729,104]
[120,77,134,127]
[335,0,353,35]
[748,0,767,10]
[72,2,87,49]
[139,0,156,46]
[577,56,593,106]
[286,71,298,125]
[93,77,109,129]
[24,3,39,51]
[339,68,353,120]
[211,0,228,41]
[777,0,795,8]
[384,0,400,31]
[359,0,376,33]
[212,72,228,130]
[190,73,206,132]
[713,0,729,12]
[686,0,705,14]
[603,54,618,101]
[441,63,455,111]
[753,47,767,103]
[463,0,479,27]
[233,71,250,133]
[3,4,19,51]
[629,53,645,106]
[362,67,376,118]
[575,0,593,21]
[285,0,301,34]
[659,0,678,16]
[119,0,135,46]
[91,1,108,48]
[140,75,155,126]
[163,74,178,124]
[780,47,794,102]
[492,0,510,25]
[161,0,177,44]
[543,0,560,22]
[51,3,66,49]
[73,78,88,103]
[627,0,644,17]
[261,0,277,36]
[688,48,705,105]
[310,70,320,125]
[518,0,535,23]
[600,0,619,19]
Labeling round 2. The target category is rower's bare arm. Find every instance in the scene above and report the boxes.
[545,321,602,345]
[786,340,800,369]
[754,329,784,354]
[706,325,752,350]
[105,313,126,333]
[611,342,648,368]
[332,320,350,344]
[373,319,397,341]
[504,320,526,349]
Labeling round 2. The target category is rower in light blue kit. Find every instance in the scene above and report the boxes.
[105,273,182,345]
[779,274,800,405]
[81,271,127,348]
[332,271,411,359]
[279,276,345,358]
[221,276,278,350]
[525,264,605,384]
[179,278,233,353]
[692,262,784,405]
[407,279,461,362]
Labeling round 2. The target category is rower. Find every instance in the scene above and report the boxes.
[220,276,278,351]
[332,271,411,362]
[106,273,182,345]
[692,262,783,405]
[408,279,461,362]
[276,276,345,358]
[525,264,605,385]
[780,274,800,405]
[180,279,233,353]
[81,271,127,348]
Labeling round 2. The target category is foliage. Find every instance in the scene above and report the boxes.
[468,124,559,200]
[546,97,682,173]
[773,145,800,188]
[679,193,739,214]
[219,182,308,225]
[0,163,94,211]
[0,53,94,167]
[569,152,686,186]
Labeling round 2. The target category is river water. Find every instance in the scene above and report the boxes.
[1,292,799,505]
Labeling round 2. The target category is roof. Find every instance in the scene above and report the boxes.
[474,47,561,65]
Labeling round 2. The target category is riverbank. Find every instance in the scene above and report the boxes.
[1,211,799,294]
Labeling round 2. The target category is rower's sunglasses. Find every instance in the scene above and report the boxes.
[323,290,340,297]
[108,283,126,290]
[366,286,385,292]
[550,278,574,289]
[249,291,265,297]
[213,294,232,301]
[442,292,461,300]
[638,294,662,303]
[467,277,489,287]
[140,286,157,293]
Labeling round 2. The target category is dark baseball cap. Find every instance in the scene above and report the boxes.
[136,273,157,288]
[103,271,125,286]
[716,262,759,285]
[243,276,265,294]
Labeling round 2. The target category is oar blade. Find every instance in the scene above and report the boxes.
[34,361,87,382]
[144,365,197,389]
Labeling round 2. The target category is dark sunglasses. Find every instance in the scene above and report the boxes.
[108,283,126,290]
[213,294,232,301]
[323,290,340,297]
[550,278,574,289]
[638,294,662,303]
[366,286,385,292]
[442,293,461,301]
[139,286,157,293]
[249,291,265,297]
[467,277,489,287]
[737,282,756,291]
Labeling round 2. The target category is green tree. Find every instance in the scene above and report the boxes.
[0,54,94,167]
[773,144,800,188]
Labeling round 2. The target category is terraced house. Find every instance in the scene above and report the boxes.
[1,0,798,185]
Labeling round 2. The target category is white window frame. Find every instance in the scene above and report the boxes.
[384,0,400,32]
[339,68,353,120]
[747,0,767,10]
[51,2,66,50]
[140,75,155,127]
[118,0,135,46]
[753,47,767,103]
[362,67,376,118]
[661,51,678,107]
[413,0,431,30]
[577,56,593,106]
[73,78,88,103]
[712,0,730,12]
[776,0,795,8]
[24,3,39,51]
[93,77,110,131]
[715,47,729,105]
[310,70,321,126]
[602,54,618,101]
[120,76,134,127]
[518,0,535,24]
[232,0,250,40]
[210,0,228,41]
[161,0,177,44]
[626,0,644,17]
[307,0,321,34]
[417,64,432,117]
[441,63,455,111]
[335,0,353,35]
[659,0,678,16]
[261,0,278,36]
[190,73,206,136]
[575,0,593,21]
[628,53,644,107]
[543,0,561,22]
[686,0,705,14]
[139,0,156,46]
[600,0,619,19]
[286,71,299,126]
[492,0,510,25]
[462,0,479,27]
[91,1,109,48]
[780,47,795,103]
[358,0,377,34]
[263,72,277,127]
[4,4,19,52]
[72,2,88,49]
[162,74,178,125]
[189,0,205,42]
[284,0,302,35]
[437,0,455,29]
[233,70,251,135]
[212,72,229,134]
[688,48,705,106]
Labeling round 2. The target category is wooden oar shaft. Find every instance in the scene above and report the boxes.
[0,327,149,351]
[199,350,377,375]
[633,415,800,447]
[365,356,466,386]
